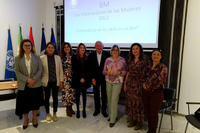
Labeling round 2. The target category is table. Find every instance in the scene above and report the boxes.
[0,81,17,91]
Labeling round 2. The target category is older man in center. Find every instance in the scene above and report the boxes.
[88,41,110,117]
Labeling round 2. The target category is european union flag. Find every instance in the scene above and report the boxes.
[5,29,16,80]
[40,27,46,55]
[50,28,58,55]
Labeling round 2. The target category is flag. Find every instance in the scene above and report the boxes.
[5,28,16,80]
[40,27,46,55]
[50,28,58,54]
[29,26,35,51]
[17,25,23,55]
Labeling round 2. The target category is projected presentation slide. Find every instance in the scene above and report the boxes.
[64,0,161,48]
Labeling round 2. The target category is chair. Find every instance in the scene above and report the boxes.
[184,102,200,133]
[158,88,176,133]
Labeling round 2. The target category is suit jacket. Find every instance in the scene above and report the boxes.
[88,50,110,85]
[40,54,63,87]
[14,53,42,91]
[71,55,91,89]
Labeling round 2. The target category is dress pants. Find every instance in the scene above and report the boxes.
[44,81,58,113]
[106,82,122,123]
[76,89,87,111]
[142,89,163,133]
[93,81,107,113]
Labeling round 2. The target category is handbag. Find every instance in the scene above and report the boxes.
[194,107,200,120]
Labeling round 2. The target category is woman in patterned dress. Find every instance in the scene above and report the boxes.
[124,43,150,130]
[142,49,168,133]
[60,42,76,117]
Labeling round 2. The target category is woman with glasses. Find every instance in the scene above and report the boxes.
[103,44,127,127]
[15,39,43,129]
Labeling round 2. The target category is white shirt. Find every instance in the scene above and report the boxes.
[96,51,102,66]
[24,53,32,77]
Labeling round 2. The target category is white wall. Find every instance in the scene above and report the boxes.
[178,0,200,114]
[0,0,63,79]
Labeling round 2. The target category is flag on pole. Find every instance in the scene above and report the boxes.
[17,24,23,55]
[5,27,16,80]
[29,24,35,51]
[40,26,46,55]
[50,28,58,54]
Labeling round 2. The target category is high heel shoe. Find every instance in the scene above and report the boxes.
[76,110,80,119]
[82,110,86,118]
[23,119,29,130]
[33,119,38,128]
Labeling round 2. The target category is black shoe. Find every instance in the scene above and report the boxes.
[82,110,86,118]
[23,119,29,130]
[76,110,80,119]
[23,125,28,130]
[93,111,100,116]
[33,119,38,128]
[33,124,38,128]
[102,112,108,117]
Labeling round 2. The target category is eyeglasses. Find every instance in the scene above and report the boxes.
[23,45,31,47]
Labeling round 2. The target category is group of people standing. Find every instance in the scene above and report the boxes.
[14,39,167,133]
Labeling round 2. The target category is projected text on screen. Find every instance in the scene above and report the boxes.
[64,0,161,48]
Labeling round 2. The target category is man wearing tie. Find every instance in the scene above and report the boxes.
[89,41,110,117]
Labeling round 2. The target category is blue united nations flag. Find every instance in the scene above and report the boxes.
[5,28,16,80]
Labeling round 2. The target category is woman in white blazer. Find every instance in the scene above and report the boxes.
[40,42,63,122]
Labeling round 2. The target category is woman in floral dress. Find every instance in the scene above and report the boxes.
[60,42,76,117]
[124,43,150,130]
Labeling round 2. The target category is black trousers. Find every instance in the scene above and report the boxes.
[142,89,163,133]
[93,81,107,113]
[76,89,87,111]
[44,81,58,113]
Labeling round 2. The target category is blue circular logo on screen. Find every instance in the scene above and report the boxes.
[69,0,78,8]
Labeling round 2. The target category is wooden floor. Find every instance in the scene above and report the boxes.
[0,94,199,133]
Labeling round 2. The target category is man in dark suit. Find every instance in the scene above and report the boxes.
[88,41,110,117]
